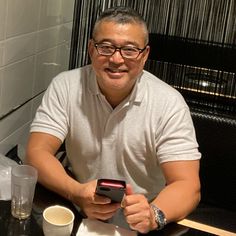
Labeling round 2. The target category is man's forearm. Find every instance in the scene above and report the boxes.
[152,180,200,223]
[26,149,80,201]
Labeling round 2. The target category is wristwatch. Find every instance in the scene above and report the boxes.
[150,204,167,230]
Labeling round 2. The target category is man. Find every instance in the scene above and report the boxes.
[26,6,201,234]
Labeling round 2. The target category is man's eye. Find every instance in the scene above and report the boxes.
[122,47,138,54]
[100,45,114,51]
[123,47,138,53]
[122,48,139,56]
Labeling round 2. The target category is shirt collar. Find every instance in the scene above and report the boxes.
[88,67,100,95]
[88,66,146,105]
[129,71,146,105]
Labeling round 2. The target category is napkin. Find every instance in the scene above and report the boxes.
[0,154,18,200]
[76,218,137,236]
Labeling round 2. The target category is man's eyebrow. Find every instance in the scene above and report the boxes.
[95,38,140,47]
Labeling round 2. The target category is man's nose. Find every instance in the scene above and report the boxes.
[110,49,124,62]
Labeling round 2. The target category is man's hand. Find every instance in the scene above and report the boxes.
[122,184,157,234]
[73,180,120,221]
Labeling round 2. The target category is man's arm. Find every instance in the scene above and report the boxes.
[153,160,200,222]
[123,159,200,233]
[26,132,120,219]
[26,132,80,200]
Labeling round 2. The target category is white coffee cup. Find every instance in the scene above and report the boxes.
[43,205,74,236]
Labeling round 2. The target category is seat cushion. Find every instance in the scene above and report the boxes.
[191,110,236,211]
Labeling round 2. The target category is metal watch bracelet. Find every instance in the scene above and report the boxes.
[150,203,167,230]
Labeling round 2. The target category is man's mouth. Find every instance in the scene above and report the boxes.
[105,68,128,76]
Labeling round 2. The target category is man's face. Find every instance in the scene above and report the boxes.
[88,21,150,96]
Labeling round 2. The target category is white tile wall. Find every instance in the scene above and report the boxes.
[36,22,72,53]
[0,0,75,156]
[0,102,31,142]
[59,23,73,43]
[0,122,31,160]
[0,69,2,112]
[6,0,40,38]
[31,93,44,119]
[4,33,37,65]
[39,0,64,29]
[61,0,75,22]
[34,47,58,95]
[0,42,4,67]
[0,0,7,40]
[39,0,74,30]
[56,43,71,73]
[36,26,62,53]
[1,57,35,116]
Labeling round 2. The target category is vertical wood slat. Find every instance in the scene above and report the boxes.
[70,0,235,65]
[69,0,235,115]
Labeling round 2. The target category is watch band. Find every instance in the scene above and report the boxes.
[150,204,167,230]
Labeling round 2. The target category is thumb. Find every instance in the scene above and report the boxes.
[121,184,133,208]
[125,183,133,195]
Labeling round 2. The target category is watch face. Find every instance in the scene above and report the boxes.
[150,204,167,229]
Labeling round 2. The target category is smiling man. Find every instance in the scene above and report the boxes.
[89,14,149,107]
[26,6,201,234]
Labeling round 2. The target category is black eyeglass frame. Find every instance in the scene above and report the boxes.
[93,40,147,59]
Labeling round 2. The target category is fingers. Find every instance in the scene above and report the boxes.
[125,207,153,233]
[121,184,133,207]
[129,221,152,234]
[90,202,120,220]
[93,194,111,204]
[125,183,133,195]
[76,180,120,221]
[89,193,120,220]
[122,194,154,233]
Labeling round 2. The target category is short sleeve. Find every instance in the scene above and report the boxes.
[156,106,201,163]
[30,73,69,142]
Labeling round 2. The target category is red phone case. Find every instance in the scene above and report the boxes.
[96,179,126,203]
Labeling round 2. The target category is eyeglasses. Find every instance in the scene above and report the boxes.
[93,41,147,59]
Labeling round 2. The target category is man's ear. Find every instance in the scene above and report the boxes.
[88,39,94,58]
[141,45,150,67]
[143,45,150,61]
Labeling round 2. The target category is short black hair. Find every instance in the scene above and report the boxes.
[98,6,145,24]
[92,6,149,44]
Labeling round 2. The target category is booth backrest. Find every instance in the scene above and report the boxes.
[191,110,236,211]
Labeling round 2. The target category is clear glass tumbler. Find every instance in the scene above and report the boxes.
[11,165,38,220]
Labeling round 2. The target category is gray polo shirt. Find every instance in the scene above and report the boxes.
[31,64,200,201]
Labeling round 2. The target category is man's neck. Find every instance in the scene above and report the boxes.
[96,76,139,108]
[103,90,130,108]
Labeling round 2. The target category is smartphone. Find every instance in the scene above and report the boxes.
[95,179,126,203]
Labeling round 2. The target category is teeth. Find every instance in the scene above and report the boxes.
[109,68,123,73]
[110,69,119,72]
